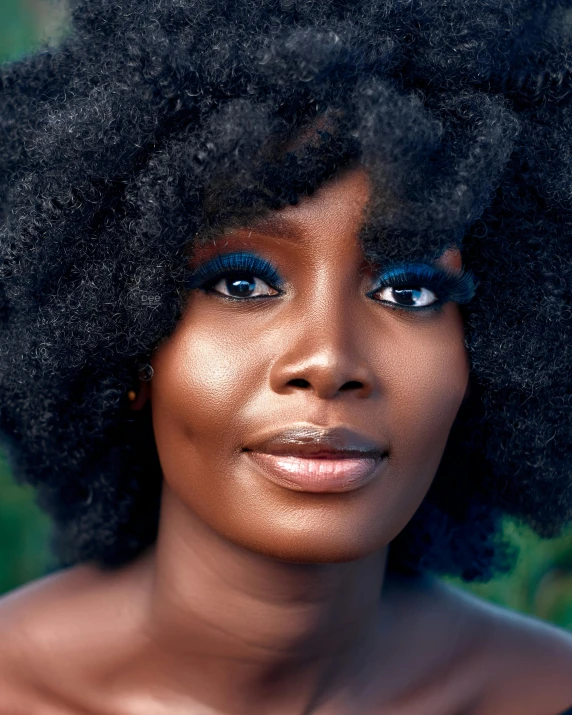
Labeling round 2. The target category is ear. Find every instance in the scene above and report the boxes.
[129,378,151,411]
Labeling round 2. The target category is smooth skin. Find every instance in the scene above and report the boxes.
[0,167,571,715]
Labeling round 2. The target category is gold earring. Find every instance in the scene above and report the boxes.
[128,362,152,403]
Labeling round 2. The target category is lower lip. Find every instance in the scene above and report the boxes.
[245,451,387,493]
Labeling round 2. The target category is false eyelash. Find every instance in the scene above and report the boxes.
[184,251,283,292]
[368,263,479,310]
[184,252,479,311]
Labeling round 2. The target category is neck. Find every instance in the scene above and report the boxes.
[134,483,391,714]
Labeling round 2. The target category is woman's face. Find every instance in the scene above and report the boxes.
[146,167,470,563]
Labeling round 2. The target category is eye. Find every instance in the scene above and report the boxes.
[373,284,437,308]
[209,272,280,299]
[367,262,478,313]
[185,251,284,300]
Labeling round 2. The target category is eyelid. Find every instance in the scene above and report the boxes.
[368,262,478,306]
[185,253,478,308]
[185,251,284,291]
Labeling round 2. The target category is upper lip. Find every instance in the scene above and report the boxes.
[244,425,387,458]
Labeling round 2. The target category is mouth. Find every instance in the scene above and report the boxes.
[243,425,388,493]
[244,451,387,493]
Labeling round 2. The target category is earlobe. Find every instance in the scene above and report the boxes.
[129,379,151,411]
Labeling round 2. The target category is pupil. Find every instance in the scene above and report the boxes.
[226,273,256,297]
[393,286,422,306]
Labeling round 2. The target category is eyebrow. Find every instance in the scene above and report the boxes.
[225,212,302,242]
[240,217,461,266]
[205,215,462,269]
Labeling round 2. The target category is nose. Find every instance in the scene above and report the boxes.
[268,291,377,401]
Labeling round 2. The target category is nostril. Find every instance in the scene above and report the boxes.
[289,378,310,387]
[340,381,363,390]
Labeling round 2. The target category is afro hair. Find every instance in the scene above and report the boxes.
[1,0,571,581]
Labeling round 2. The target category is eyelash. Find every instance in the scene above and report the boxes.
[367,263,478,313]
[184,252,478,313]
[185,252,283,292]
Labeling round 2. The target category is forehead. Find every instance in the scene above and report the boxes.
[191,166,461,268]
[244,168,370,237]
[191,168,371,257]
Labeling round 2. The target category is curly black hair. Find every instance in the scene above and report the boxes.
[1,0,571,582]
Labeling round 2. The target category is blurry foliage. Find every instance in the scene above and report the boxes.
[0,452,55,593]
[0,0,69,63]
[0,0,571,631]
[444,519,572,631]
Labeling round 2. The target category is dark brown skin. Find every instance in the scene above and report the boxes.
[0,167,571,715]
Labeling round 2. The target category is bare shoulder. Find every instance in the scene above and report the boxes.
[0,563,108,651]
[0,566,87,710]
[0,565,111,708]
[432,579,572,715]
[0,562,147,713]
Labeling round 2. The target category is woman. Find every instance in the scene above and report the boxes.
[0,0,571,712]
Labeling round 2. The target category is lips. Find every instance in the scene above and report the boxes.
[243,425,388,493]
[245,424,385,458]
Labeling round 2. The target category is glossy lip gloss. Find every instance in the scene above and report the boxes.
[245,450,387,493]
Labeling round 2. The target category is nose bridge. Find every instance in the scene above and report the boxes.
[269,272,376,399]
[305,270,357,349]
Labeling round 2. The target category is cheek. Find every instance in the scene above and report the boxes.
[151,315,262,443]
[378,304,469,518]
[148,304,271,502]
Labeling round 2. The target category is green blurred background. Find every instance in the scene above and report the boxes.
[1,0,572,630]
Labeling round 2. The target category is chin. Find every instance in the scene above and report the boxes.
[226,526,387,565]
